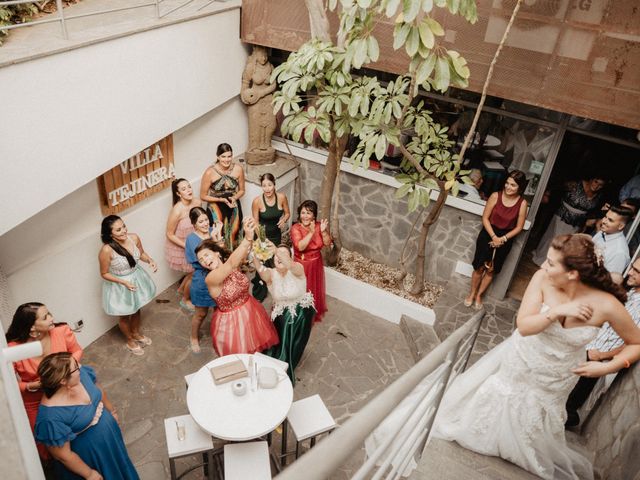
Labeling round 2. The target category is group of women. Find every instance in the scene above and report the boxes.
[11,149,638,480]
[5,142,332,479]
[99,142,331,361]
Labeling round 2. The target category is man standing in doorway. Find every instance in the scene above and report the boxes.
[565,257,640,427]
[592,205,633,280]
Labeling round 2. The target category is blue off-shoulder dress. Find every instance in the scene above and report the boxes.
[185,231,216,308]
[35,366,139,480]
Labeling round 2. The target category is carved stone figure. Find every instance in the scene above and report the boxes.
[241,46,278,165]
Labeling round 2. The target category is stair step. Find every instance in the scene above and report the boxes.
[399,315,441,363]
[409,439,541,480]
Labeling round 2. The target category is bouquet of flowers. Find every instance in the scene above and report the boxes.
[252,225,274,261]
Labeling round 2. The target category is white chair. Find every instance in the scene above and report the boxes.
[184,372,197,388]
[224,441,272,480]
[164,414,215,480]
[281,394,337,466]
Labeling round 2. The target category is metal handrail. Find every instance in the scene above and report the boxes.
[275,310,485,480]
[0,0,223,39]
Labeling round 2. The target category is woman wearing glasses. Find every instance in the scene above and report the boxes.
[35,352,138,480]
[6,303,83,459]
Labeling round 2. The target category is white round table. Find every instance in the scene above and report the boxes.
[187,354,293,441]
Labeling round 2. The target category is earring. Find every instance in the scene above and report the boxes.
[29,331,40,339]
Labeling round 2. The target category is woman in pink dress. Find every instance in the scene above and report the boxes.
[165,178,199,310]
[196,218,278,355]
[290,200,332,322]
[5,302,83,458]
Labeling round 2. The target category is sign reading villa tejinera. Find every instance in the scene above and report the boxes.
[97,135,175,215]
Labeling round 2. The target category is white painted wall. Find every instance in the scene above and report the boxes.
[0,7,246,235]
[0,97,248,345]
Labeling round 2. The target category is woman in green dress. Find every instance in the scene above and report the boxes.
[252,245,315,384]
[251,172,290,246]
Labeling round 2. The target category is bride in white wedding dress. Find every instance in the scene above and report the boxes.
[366,234,640,479]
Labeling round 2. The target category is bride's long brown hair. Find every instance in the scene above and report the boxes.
[551,234,627,304]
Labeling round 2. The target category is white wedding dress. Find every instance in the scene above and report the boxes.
[365,306,598,480]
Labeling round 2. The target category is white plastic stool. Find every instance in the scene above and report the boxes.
[184,372,197,388]
[281,394,337,466]
[224,441,272,480]
[164,414,214,480]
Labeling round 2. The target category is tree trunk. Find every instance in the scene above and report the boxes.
[326,163,343,265]
[320,132,348,266]
[304,0,331,42]
[409,184,447,295]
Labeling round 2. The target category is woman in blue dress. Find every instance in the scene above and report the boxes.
[185,207,224,353]
[35,352,138,480]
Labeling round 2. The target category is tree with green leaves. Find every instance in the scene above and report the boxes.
[0,2,37,44]
[272,0,478,294]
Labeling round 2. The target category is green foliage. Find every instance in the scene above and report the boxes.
[0,3,38,44]
[272,0,476,212]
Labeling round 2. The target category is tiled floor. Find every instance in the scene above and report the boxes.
[81,285,417,479]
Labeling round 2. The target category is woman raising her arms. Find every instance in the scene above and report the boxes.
[196,218,278,355]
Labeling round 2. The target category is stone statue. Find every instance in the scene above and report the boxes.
[241,46,278,165]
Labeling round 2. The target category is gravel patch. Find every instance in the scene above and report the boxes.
[332,248,443,308]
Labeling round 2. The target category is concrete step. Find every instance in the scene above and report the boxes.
[409,439,541,480]
[399,315,441,363]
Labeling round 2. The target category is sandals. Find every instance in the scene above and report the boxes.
[179,300,195,312]
[134,335,152,346]
[126,343,145,356]
[190,339,202,354]
[464,297,473,307]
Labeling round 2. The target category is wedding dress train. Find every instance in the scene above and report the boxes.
[365,308,598,480]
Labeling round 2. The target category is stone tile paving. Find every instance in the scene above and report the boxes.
[81,285,415,479]
[431,274,520,366]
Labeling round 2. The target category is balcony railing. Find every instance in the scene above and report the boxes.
[0,0,228,39]
[275,309,485,480]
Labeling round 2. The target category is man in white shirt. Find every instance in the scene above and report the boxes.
[565,257,640,427]
[592,205,633,279]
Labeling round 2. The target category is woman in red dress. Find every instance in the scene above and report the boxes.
[196,218,278,355]
[290,200,332,322]
[5,302,83,458]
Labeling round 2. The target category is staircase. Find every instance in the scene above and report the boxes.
[399,313,540,480]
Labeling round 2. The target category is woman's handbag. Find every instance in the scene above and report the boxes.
[484,247,497,273]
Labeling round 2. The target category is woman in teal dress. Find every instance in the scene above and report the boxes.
[252,245,315,384]
[99,215,157,356]
[199,143,245,249]
[35,352,138,480]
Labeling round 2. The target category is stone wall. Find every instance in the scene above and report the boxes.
[582,363,640,480]
[297,159,483,285]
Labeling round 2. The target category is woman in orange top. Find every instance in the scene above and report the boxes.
[5,302,83,458]
[290,200,332,322]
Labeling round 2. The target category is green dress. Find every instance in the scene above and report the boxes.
[258,194,284,245]
[265,269,315,385]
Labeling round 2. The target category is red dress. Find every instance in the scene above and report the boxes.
[9,325,83,458]
[291,222,327,322]
[210,270,279,355]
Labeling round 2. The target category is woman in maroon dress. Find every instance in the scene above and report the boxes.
[465,170,528,309]
[290,200,332,322]
[196,218,278,355]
